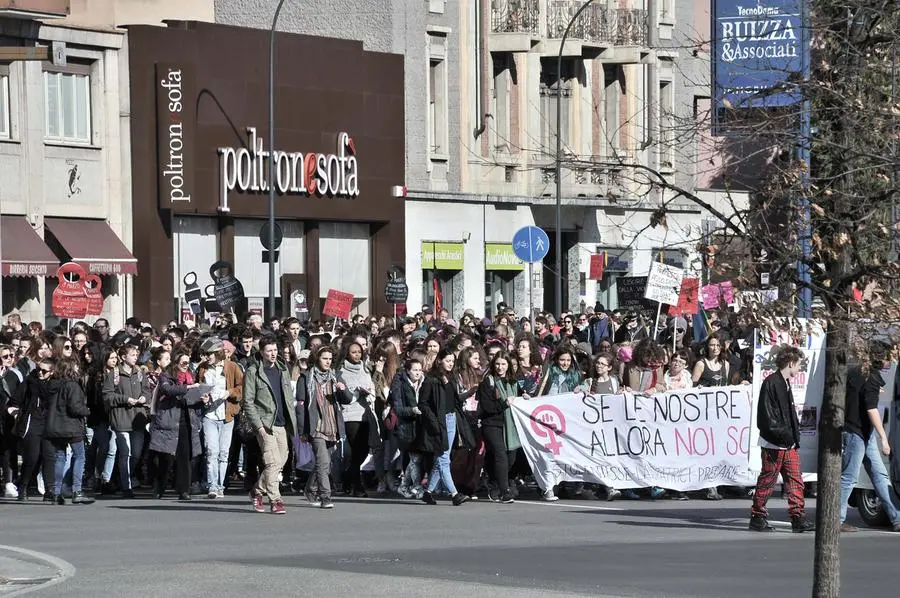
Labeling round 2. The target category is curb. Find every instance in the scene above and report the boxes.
[0,545,75,596]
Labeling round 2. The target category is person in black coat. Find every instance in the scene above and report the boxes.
[418,349,475,506]
[390,358,425,499]
[1,344,23,498]
[8,359,58,501]
[45,357,93,505]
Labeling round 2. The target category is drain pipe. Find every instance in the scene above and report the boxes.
[646,0,660,194]
[473,0,491,139]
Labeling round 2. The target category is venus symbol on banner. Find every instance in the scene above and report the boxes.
[530,404,566,455]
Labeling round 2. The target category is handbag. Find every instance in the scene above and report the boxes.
[383,405,399,431]
[235,411,257,441]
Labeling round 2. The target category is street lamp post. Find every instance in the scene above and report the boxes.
[555,0,597,316]
[268,0,289,319]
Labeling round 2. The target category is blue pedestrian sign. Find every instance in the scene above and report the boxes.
[512,226,550,264]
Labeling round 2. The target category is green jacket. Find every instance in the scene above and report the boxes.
[241,358,296,435]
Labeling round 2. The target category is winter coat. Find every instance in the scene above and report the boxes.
[84,369,110,427]
[148,372,204,457]
[103,365,150,433]
[390,373,424,451]
[294,371,352,439]
[197,360,244,422]
[10,371,52,438]
[241,358,296,435]
[45,379,90,440]
[418,373,475,454]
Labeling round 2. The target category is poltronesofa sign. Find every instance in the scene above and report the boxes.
[156,64,195,208]
[217,128,359,212]
[712,0,805,111]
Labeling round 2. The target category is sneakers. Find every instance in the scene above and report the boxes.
[749,515,775,532]
[397,485,414,499]
[376,481,387,493]
[672,492,689,501]
[542,488,559,502]
[320,497,334,509]
[622,489,640,500]
[791,516,815,533]
[251,492,265,513]
[500,491,515,504]
[122,490,136,499]
[4,482,17,498]
[420,491,437,505]
[271,500,286,515]
[705,487,723,501]
[605,488,622,501]
[72,492,95,505]
[207,491,218,499]
[488,487,500,503]
[650,487,666,500]
[840,522,858,533]
[43,492,56,503]
[56,494,66,505]
[452,493,470,506]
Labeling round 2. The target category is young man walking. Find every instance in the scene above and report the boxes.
[242,337,295,514]
[749,345,815,533]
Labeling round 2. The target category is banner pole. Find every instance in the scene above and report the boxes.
[654,301,662,342]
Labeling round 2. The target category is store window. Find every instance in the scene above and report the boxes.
[172,217,218,309]
[422,241,464,317]
[0,69,10,139]
[234,219,305,300]
[319,222,371,314]
[44,64,92,144]
[484,243,523,316]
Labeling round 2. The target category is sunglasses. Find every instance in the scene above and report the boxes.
[38,367,53,375]
[178,361,190,366]
[64,344,72,350]
[1,353,12,359]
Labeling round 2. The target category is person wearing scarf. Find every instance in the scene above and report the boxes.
[295,346,351,509]
[337,341,377,497]
[391,358,426,498]
[536,347,584,398]
[477,351,520,504]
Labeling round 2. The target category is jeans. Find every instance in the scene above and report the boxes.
[202,419,233,493]
[100,427,118,483]
[88,425,113,482]
[399,452,423,496]
[53,440,85,495]
[113,429,145,490]
[306,437,336,500]
[427,412,458,496]
[840,431,900,524]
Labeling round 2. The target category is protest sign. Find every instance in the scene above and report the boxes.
[509,386,755,491]
[616,276,653,312]
[323,289,354,320]
[668,278,699,315]
[644,262,683,305]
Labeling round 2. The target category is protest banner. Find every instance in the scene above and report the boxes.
[589,253,605,280]
[644,262,683,305]
[509,386,755,491]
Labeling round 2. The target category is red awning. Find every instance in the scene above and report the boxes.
[1,216,59,277]
[44,218,138,276]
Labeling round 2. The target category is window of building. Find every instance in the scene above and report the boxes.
[540,57,575,156]
[603,64,624,154]
[659,0,675,23]
[485,272,516,317]
[659,79,675,170]
[492,53,513,153]
[0,70,9,139]
[319,222,371,314]
[428,32,448,157]
[44,65,91,144]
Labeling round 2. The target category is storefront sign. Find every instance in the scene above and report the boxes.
[485,243,524,271]
[421,242,464,270]
[156,63,195,208]
[217,128,359,212]
[3,263,52,277]
[712,0,805,113]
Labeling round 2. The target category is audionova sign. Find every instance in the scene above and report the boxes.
[712,0,805,113]
[217,128,360,212]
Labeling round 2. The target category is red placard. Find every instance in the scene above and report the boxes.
[51,262,89,319]
[589,253,605,280]
[322,289,354,320]
[84,275,104,316]
[668,278,700,315]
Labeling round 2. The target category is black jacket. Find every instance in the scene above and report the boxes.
[294,372,352,439]
[418,374,475,453]
[148,372,204,457]
[45,379,90,440]
[390,373,424,450]
[10,371,53,438]
[757,371,800,448]
[476,376,509,428]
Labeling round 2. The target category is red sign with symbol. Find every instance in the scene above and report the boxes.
[322,289,354,320]
[668,278,700,315]
[51,263,90,319]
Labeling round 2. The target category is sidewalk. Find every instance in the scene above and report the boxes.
[0,546,74,596]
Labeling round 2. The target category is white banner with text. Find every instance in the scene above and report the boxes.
[510,386,756,491]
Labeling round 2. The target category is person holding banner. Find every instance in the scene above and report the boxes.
[477,351,519,504]
[749,345,815,533]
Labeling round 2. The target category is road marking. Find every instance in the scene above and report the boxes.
[516,500,625,511]
[0,544,75,596]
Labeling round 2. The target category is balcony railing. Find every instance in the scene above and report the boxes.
[491,0,541,34]
[547,1,648,47]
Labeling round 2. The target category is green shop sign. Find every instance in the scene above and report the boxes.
[485,243,524,271]
[421,242,464,270]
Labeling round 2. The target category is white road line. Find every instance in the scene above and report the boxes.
[0,544,76,597]
[515,500,625,511]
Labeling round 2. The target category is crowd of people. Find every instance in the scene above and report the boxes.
[0,303,823,518]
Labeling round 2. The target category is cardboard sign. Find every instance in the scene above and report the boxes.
[700,281,736,309]
[52,262,89,319]
[384,279,409,304]
[210,261,244,310]
[247,297,264,317]
[668,278,700,315]
[644,262,684,305]
[323,289,354,320]
[589,253,605,281]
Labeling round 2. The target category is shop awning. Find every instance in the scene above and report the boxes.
[44,218,138,276]
[1,216,59,277]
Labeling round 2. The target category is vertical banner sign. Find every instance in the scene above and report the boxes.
[712,0,805,127]
[589,253,605,281]
[156,63,195,208]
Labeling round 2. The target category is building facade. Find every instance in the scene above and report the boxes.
[126,21,405,325]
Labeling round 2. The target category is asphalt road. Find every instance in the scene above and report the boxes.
[0,490,895,597]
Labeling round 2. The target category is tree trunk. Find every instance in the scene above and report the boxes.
[812,318,848,597]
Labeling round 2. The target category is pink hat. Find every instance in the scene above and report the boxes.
[617,345,633,363]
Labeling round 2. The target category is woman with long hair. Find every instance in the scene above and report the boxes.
[371,340,401,493]
[148,350,205,500]
[419,349,475,506]
[89,345,118,493]
[422,334,442,372]
[279,340,302,382]
[513,333,543,397]
[51,336,74,361]
[391,357,425,499]
[477,351,519,504]
[451,346,484,499]
[45,357,94,505]
[623,339,667,394]
[337,340,377,497]
[692,333,730,388]
[536,346,584,397]
[7,357,57,500]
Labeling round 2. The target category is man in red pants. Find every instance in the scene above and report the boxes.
[749,345,815,533]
